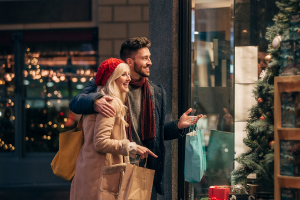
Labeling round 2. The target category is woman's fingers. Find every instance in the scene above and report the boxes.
[148,150,158,158]
[136,145,157,159]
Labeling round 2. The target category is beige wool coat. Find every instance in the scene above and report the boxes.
[70,99,130,200]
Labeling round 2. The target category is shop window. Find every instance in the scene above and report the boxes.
[0,45,15,153]
[23,43,97,152]
[189,0,234,198]
[0,0,92,24]
[0,30,97,154]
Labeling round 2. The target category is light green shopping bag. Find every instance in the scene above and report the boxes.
[184,117,206,183]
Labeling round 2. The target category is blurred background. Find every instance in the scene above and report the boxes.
[0,0,281,199]
[0,0,149,199]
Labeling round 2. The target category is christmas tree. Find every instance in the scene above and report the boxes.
[231,0,300,188]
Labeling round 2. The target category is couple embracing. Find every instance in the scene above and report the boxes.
[69,37,202,200]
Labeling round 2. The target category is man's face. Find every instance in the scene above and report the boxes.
[132,47,152,78]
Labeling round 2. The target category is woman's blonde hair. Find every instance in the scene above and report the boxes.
[97,63,130,126]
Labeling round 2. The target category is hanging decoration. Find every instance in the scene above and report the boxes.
[257,98,264,103]
[272,35,282,49]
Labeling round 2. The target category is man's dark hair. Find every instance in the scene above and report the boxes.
[120,37,151,61]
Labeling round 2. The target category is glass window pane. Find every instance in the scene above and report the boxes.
[25,99,80,152]
[0,45,15,98]
[23,42,97,152]
[191,0,234,198]
[24,44,97,99]
[0,45,15,153]
[0,100,15,152]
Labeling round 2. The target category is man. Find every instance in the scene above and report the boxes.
[69,37,202,199]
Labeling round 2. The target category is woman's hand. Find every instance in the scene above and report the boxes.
[136,145,158,159]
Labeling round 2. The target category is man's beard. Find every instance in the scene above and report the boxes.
[134,63,150,77]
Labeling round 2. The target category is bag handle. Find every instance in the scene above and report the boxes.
[137,157,148,168]
[188,116,195,133]
[76,115,84,129]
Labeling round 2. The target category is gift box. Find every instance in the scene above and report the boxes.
[208,186,231,200]
[228,194,256,200]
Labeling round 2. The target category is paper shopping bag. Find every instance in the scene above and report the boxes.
[51,115,84,181]
[118,159,155,200]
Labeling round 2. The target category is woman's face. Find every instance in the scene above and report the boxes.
[115,68,131,93]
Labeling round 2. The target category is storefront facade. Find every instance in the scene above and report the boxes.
[150,0,279,199]
[0,0,283,199]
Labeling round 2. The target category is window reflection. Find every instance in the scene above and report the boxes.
[0,46,15,153]
[24,43,97,152]
[25,99,76,152]
[0,101,15,152]
[191,0,234,198]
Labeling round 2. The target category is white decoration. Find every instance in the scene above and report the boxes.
[248,195,255,200]
[259,68,268,79]
[230,195,237,200]
[235,84,257,121]
[235,46,258,84]
[272,35,282,49]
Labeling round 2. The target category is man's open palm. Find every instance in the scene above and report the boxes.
[177,108,203,129]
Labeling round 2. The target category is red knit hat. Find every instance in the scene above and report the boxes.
[95,58,125,86]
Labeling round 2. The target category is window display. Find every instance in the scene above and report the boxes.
[190,0,234,198]
[23,43,97,152]
[0,45,15,152]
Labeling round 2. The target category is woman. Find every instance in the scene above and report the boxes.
[70,58,153,200]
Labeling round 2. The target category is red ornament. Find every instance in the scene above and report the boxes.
[260,116,265,120]
[257,98,264,103]
[269,141,275,147]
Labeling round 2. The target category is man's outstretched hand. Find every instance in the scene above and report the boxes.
[94,96,116,117]
[177,108,203,129]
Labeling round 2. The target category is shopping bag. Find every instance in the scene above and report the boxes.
[50,115,84,182]
[184,117,206,183]
[118,158,155,200]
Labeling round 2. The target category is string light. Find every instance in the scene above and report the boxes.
[80,77,86,82]
[72,77,78,83]
[60,76,65,81]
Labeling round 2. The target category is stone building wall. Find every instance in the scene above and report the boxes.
[98,0,149,63]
